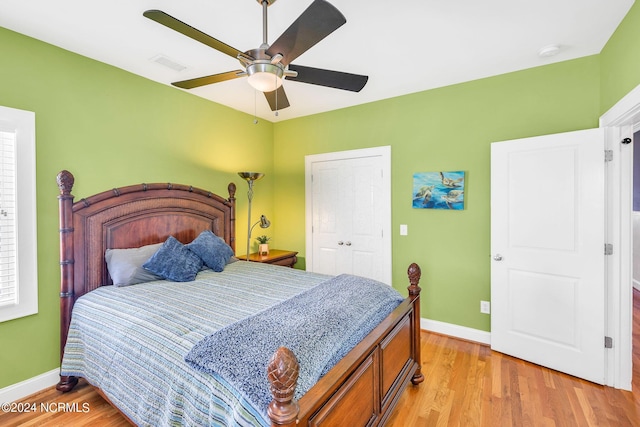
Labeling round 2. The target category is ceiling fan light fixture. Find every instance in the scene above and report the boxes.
[246,63,283,92]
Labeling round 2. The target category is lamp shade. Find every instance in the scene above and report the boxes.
[247,73,283,92]
[238,172,264,182]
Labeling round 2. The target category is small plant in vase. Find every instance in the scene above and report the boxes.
[256,235,271,256]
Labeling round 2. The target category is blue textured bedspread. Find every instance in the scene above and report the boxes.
[60,262,331,426]
[185,274,404,416]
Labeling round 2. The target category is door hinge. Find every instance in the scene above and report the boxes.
[604,150,613,162]
[605,336,613,349]
[604,243,613,255]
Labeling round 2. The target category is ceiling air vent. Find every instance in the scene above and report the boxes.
[150,54,187,72]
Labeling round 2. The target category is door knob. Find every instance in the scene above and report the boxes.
[493,254,503,261]
[345,241,352,246]
[338,241,344,246]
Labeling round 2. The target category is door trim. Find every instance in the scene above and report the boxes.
[600,82,640,390]
[305,146,392,284]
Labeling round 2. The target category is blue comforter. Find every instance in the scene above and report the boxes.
[185,274,404,415]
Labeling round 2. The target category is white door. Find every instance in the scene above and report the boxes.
[306,147,391,284]
[491,128,606,384]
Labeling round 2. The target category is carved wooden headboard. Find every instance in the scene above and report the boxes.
[56,170,236,362]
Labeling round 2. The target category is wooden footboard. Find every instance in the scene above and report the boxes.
[267,264,423,427]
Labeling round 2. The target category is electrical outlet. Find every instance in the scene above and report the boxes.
[400,224,408,235]
[480,300,491,314]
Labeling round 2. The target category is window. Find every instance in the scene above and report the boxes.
[0,106,37,322]
[0,129,17,307]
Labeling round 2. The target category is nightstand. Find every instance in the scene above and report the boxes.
[242,249,298,268]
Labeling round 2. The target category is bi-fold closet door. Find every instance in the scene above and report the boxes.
[305,146,391,285]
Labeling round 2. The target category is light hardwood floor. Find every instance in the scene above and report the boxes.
[3,291,640,426]
[387,289,640,426]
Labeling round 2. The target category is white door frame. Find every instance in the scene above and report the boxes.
[305,146,392,285]
[600,83,640,390]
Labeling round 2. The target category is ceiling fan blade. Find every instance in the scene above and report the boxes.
[286,64,368,92]
[172,70,244,89]
[264,86,290,111]
[266,0,346,66]
[143,10,244,60]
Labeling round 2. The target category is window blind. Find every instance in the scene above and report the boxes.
[0,129,17,307]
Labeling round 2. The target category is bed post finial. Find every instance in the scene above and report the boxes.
[407,262,421,296]
[228,182,236,199]
[57,170,75,195]
[267,346,300,426]
[407,262,425,385]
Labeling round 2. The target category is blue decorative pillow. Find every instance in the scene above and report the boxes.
[187,230,234,272]
[143,236,203,282]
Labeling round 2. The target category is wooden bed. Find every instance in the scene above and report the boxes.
[55,170,423,426]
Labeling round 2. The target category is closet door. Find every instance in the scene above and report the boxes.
[306,147,391,284]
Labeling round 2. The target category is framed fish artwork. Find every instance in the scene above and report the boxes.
[412,171,465,210]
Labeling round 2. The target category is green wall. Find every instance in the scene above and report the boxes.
[273,57,601,331]
[272,0,640,334]
[0,27,273,389]
[600,1,640,114]
[2,0,640,391]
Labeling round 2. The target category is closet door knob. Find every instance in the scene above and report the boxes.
[345,241,352,246]
[338,241,344,246]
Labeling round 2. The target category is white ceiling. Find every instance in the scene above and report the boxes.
[0,0,635,122]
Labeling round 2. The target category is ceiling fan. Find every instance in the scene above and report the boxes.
[143,0,368,111]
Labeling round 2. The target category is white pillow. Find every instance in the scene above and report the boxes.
[105,243,163,287]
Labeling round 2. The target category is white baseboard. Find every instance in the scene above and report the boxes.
[421,317,491,345]
[0,368,59,403]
